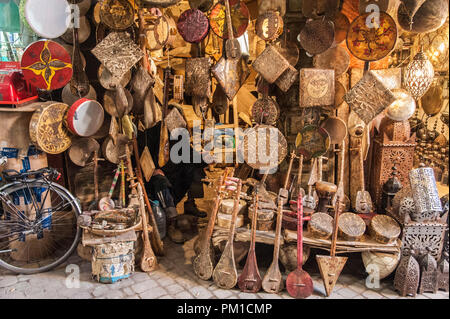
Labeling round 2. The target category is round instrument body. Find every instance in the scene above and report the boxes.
[362,251,401,280]
[385,89,416,121]
[98,64,132,90]
[209,0,250,39]
[286,269,314,299]
[299,18,335,55]
[346,12,397,62]
[62,83,97,106]
[66,98,105,137]
[242,124,287,170]
[100,0,134,31]
[21,40,73,91]
[332,12,350,45]
[255,11,283,42]
[177,8,210,43]
[338,212,366,241]
[146,14,177,51]
[369,214,401,244]
[99,197,115,211]
[77,0,92,17]
[296,125,331,161]
[397,0,448,34]
[102,135,129,164]
[24,0,70,39]
[320,116,348,145]
[313,46,350,77]
[60,16,91,44]
[29,102,72,154]
[103,89,134,118]
[308,212,334,239]
[68,137,100,167]
[56,41,87,69]
[251,97,280,125]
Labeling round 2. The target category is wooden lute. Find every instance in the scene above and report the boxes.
[261,190,284,293]
[286,193,314,298]
[237,194,262,293]
[158,67,172,168]
[355,145,373,214]
[69,1,89,97]
[193,172,229,280]
[212,179,242,289]
[316,141,348,296]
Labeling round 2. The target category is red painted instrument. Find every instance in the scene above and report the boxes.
[21,40,73,91]
[286,193,314,298]
[66,98,104,137]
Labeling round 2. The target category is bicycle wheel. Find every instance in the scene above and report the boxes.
[0,180,81,274]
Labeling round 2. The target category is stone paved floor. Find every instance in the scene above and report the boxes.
[0,236,449,299]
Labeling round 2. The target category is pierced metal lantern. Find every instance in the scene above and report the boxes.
[382,164,403,212]
[418,249,439,294]
[404,49,435,100]
[438,253,449,292]
[394,248,420,297]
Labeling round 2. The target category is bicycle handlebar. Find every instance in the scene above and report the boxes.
[1,167,61,182]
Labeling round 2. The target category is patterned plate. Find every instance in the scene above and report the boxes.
[346,12,397,62]
[21,40,73,91]
[100,0,135,31]
[209,0,250,39]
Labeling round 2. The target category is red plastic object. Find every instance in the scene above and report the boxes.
[0,62,38,105]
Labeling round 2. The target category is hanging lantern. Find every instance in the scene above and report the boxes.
[404,49,435,100]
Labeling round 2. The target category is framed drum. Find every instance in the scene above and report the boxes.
[146,14,177,50]
[99,0,134,31]
[177,8,210,43]
[346,12,397,62]
[29,102,72,154]
[21,40,73,91]
[242,124,287,170]
[209,0,250,39]
[66,99,105,137]
[24,0,70,38]
[296,125,330,161]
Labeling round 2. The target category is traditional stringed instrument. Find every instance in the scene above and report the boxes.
[237,193,262,293]
[212,179,243,289]
[316,141,348,296]
[261,190,284,293]
[193,169,232,280]
[286,193,313,298]
[158,66,173,168]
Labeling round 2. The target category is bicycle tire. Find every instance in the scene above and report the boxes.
[0,180,82,274]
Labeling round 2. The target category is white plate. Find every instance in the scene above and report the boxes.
[24,0,71,39]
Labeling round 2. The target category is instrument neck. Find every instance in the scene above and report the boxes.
[297,194,303,269]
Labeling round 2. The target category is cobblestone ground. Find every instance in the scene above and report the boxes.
[0,236,449,299]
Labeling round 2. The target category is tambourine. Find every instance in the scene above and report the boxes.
[66,98,105,137]
[346,12,397,62]
[29,102,72,154]
[255,11,283,42]
[24,0,70,39]
[99,0,134,31]
[177,8,210,43]
[209,0,250,39]
[146,14,177,50]
[296,125,330,161]
[21,40,73,91]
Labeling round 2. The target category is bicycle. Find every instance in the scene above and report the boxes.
[0,167,81,274]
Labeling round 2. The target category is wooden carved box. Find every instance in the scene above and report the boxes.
[369,118,416,211]
[299,68,334,107]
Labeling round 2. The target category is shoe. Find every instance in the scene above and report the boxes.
[184,200,207,218]
[167,224,185,244]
